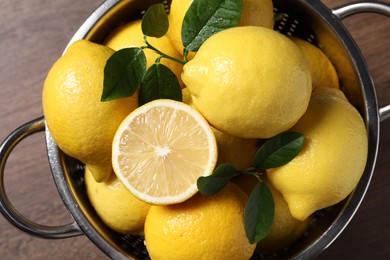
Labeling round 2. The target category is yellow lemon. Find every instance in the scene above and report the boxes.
[233,174,311,254]
[212,128,259,170]
[104,19,184,87]
[167,0,274,55]
[42,40,138,182]
[181,86,193,106]
[266,87,368,221]
[292,37,339,89]
[182,87,259,170]
[84,167,151,235]
[112,99,217,205]
[144,183,255,259]
[255,181,311,254]
[182,26,312,139]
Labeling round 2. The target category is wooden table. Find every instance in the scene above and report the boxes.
[0,0,389,259]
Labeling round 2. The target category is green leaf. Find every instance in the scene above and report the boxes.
[102,48,146,102]
[244,182,274,244]
[182,0,242,51]
[197,164,237,196]
[142,3,169,38]
[138,63,182,106]
[253,132,304,170]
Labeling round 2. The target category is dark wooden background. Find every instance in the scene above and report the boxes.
[0,0,389,259]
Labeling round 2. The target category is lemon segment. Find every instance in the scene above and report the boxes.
[112,99,217,205]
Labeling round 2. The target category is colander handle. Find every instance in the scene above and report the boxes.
[332,1,390,19]
[0,116,83,239]
[332,1,390,122]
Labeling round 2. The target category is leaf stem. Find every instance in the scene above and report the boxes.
[143,36,186,65]
[237,166,264,183]
[237,166,258,176]
[183,48,189,63]
[253,174,263,184]
[244,166,256,172]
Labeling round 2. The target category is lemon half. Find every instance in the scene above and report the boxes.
[112,99,217,205]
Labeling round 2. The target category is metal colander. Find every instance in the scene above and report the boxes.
[1,0,389,259]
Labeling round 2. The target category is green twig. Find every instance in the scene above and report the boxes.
[143,36,186,65]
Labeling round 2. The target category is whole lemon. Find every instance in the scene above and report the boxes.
[255,180,311,254]
[144,183,255,260]
[266,87,368,221]
[182,26,312,139]
[292,37,339,89]
[104,19,184,87]
[213,128,260,170]
[84,167,151,235]
[167,0,274,55]
[42,40,138,182]
[233,174,311,254]
[181,87,193,105]
[182,88,259,170]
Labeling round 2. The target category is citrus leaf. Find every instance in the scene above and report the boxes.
[244,182,274,244]
[197,163,237,196]
[138,63,182,106]
[102,47,146,101]
[142,3,169,38]
[182,0,242,51]
[254,132,304,170]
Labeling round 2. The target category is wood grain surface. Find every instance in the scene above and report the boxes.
[0,0,389,259]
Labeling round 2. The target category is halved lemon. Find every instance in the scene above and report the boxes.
[112,99,217,205]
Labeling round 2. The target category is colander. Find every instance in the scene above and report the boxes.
[1,0,389,259]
